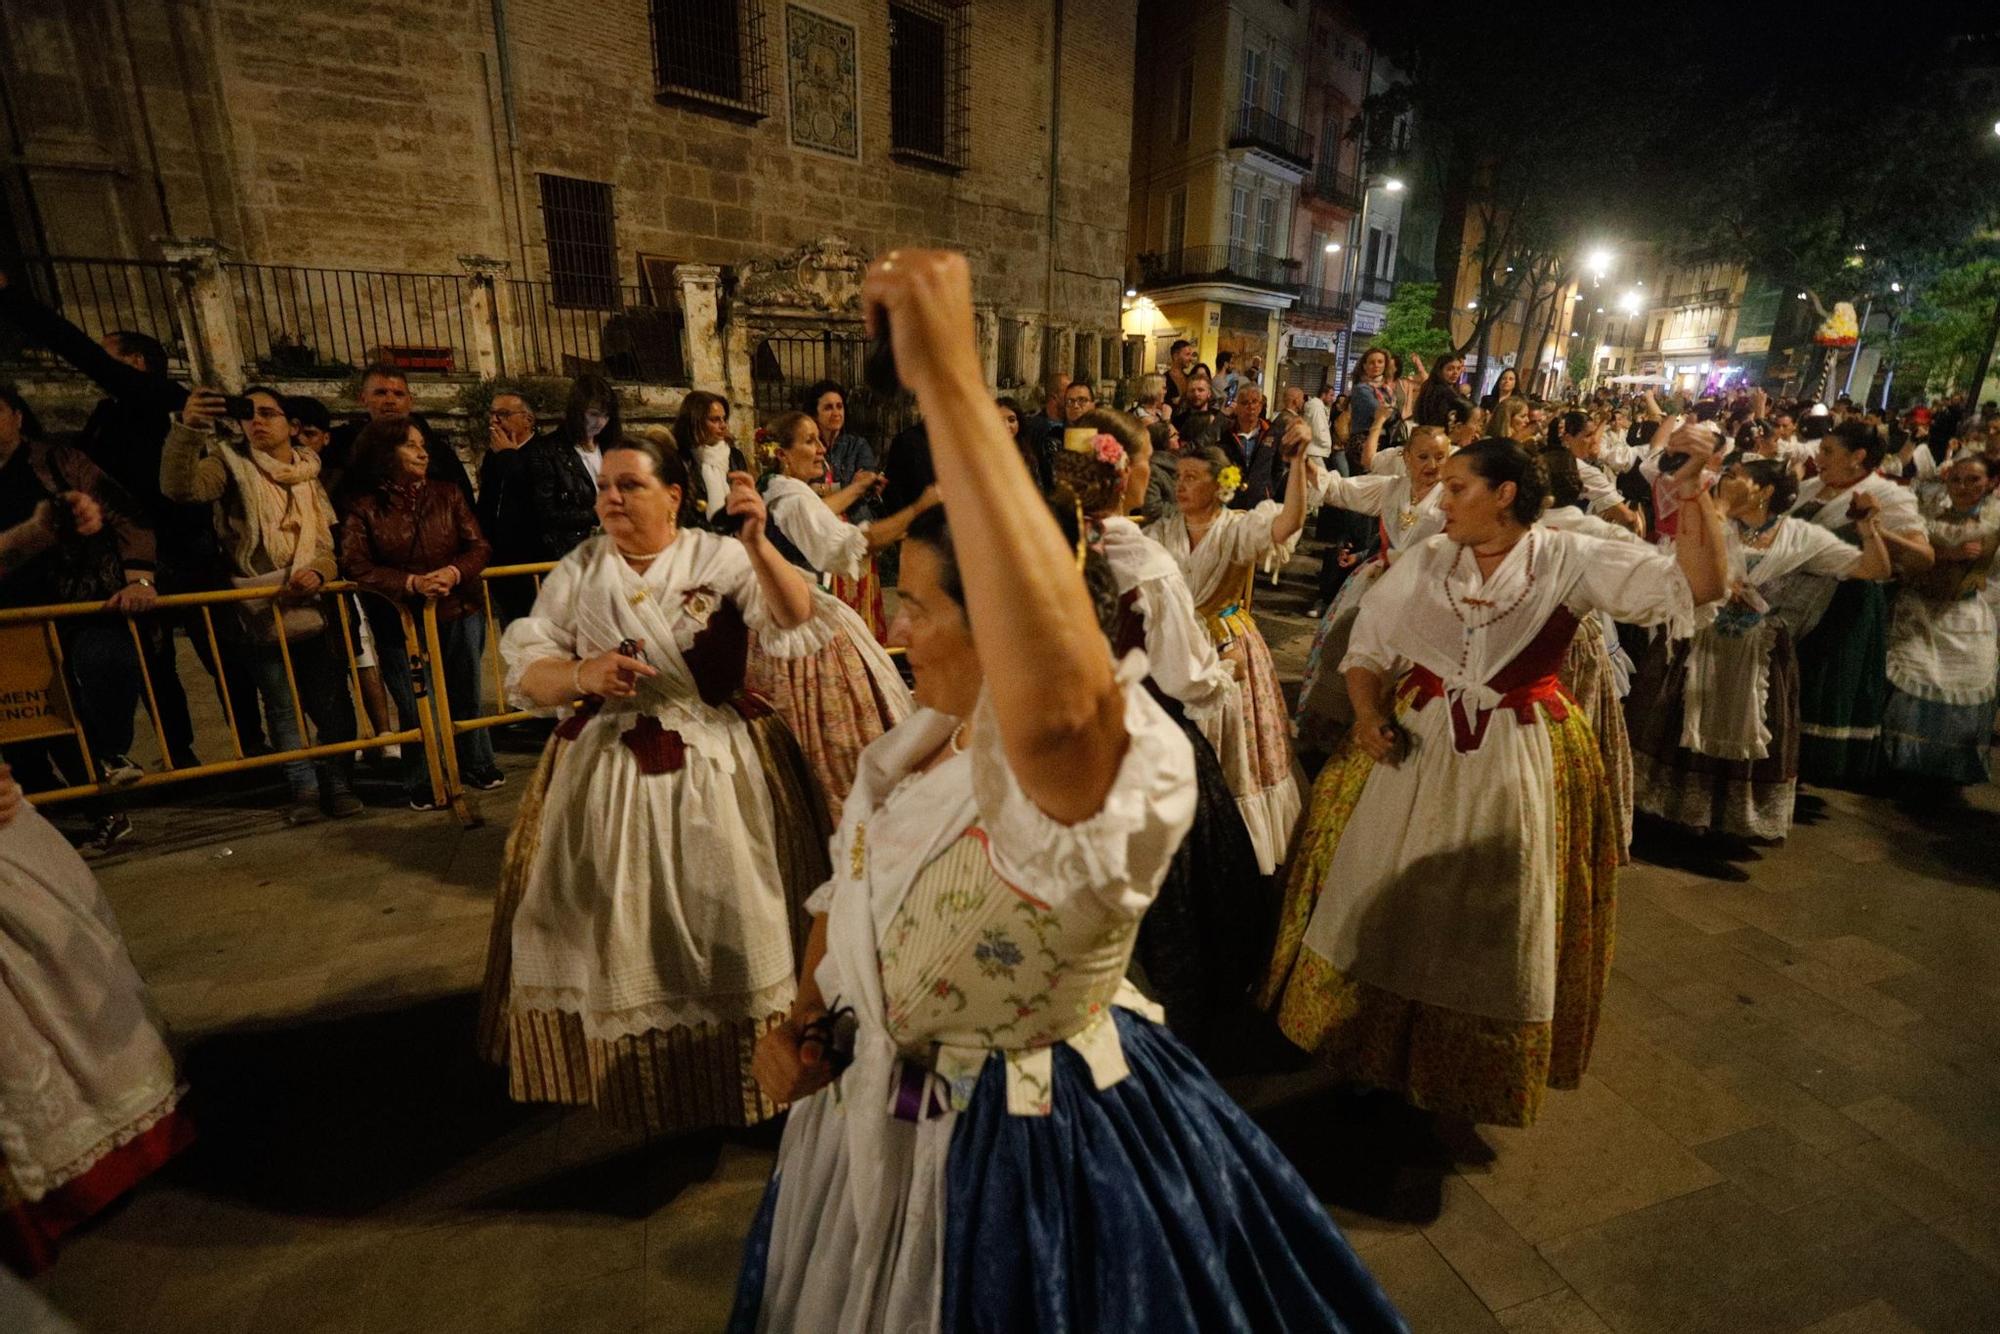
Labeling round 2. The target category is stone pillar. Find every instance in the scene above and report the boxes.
[1019,320,1046,395]
[974,302,999,391]
[1125,334,1146,381]
[675,263,727,393]
[1075,331,1099,387]
[457,254,510,379]
[155,236,242,388]
[1047,323,1074,383]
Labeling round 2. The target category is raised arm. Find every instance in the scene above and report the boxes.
[1660,426,1729,605]
[1356,400,1388,473]
[726,471,814,629]
[863,250,1124,824]
[863,484,941,551]
[1270,421,1312,548]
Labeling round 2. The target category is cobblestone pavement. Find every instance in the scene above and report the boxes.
[29,553,2000,1333]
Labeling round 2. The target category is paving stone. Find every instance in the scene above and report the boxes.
[1692,1125,1855,1214]
[1538,1184,1873,1334]
[1422,1174,1568,1313]
[1830,1138,1982,1225]
[1360,1233,1505,1333]
[1797,1297,1927,1334]
[1494,1287,1615,1334]
[1582,1024,1766,1148]
[1460,1078,1722,1246]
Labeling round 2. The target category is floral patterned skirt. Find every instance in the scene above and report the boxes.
[831,556,889,643]
[1561,617,1633,861]
[1259,703,1619,1128]
[748,630,907,825]
[1205,607,1302,872]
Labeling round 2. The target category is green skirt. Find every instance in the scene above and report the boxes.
[1795,580,1887,789]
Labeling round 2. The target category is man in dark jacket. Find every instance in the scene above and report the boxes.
[1223,384,1292,509]
[323,364,472,507]
[0,268,253,763]
[478,389,546,616]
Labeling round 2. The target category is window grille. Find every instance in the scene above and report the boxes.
[889,1,969,170]
[650,0,771,119]
[537,174,619,310]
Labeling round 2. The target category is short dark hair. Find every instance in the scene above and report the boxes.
[800,379,846,417]
[905,500,1119,638]
[1459,437,1548,526]
[348,415,423,492]
[360,362,408,388]
[105,330,168,376]
[1169,339,1192,356]
[0,382,45,442]
[1215,350,1234,370]
[284,394,332,431]
[242,384,287,411]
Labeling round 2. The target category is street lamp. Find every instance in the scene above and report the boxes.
[1324,242,1341,253]
[1384,178,1405,193]
[1618,292,1642,314]
[1586,247,1612,276]
[1466,300,1478,310]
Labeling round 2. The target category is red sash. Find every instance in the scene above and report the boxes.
[1401,608,1578,753]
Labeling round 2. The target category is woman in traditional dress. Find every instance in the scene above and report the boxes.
[1882,455,2000,787]
[1147,436,1311,872]
[729,248,1404,1333]
[1791,420,1934,787]
[755,410,926,818]
[804,380,894,639]
[1627,457,1891,842]
[1294,422,1450,752]
[1536,446,1643,859]
[0,764,194,1273]
[1261,436,1729,1129]
[1060,408,1270,1057]
[477,437,840,1135]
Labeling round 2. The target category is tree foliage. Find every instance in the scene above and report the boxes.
[1891,257,2000,398]
[1367,282,1454,364]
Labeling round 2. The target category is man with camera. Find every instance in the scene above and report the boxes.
[163,386,360,825]
[0,383,158,851]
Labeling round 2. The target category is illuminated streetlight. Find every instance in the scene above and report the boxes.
[1618,292,1642,314]
[1124,288,1137,298]
[1323,242,1342,254]
[1384,178,1405,192]
[1594,307,1605,314]
[1890,281,1903,292]
[1796,292,1809,300]
[1586,247,1612,274]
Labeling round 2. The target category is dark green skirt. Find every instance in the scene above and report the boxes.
[1795,580,1888,789]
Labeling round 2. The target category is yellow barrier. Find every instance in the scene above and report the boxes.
[1,582,449,811]
[7,560,908,830]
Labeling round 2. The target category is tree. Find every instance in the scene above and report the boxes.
[1892,257,2000,401]
[1366,282,1453,366]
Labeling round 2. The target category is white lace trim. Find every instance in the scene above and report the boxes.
[4,1083,186,1204]
[510,975,797,1044]
[1234,770,1302,875]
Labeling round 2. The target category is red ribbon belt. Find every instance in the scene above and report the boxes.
[1403,664,1571,754]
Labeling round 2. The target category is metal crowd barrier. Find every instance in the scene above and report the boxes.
[5,559,906,832]
[1,581,451,813]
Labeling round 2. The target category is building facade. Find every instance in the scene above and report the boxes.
[3,0,1136,429]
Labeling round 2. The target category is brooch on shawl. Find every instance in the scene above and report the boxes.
[679,586,719,626]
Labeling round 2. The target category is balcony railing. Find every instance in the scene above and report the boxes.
[1229,106,1314,170]
[1358,275,1396,304]
[1307,165,1363,211]
[1136,245,1304,295]
[1293,287,1353,322]
[229,263,474,376]
[505,279,687,382]
[0,255,195,375]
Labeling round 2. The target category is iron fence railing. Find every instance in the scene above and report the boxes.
[1230,106,1314,167]
[1307,165,1362,210]
[1135,245,1304,295]
[1293,287,1354,322]
[503,280,687,382]
[748,326,914,452]
[0,255,194,375]
[228,264,474,377]
[1359,275,1396,304]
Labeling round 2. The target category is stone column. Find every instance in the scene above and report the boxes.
[974,302,1000,390]
[1074,330,1099,387]
[155,236,242,388]
[457,254,510,379]
[1019,320,1045,395]
[675,263,727,393]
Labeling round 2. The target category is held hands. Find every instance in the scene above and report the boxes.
[860,249,981,399]
[851,468,882,493]
[1280,418,1311,461]
[283,568,325,601]
[724,470,767,542]
[750,1010,835,1105]
[181,387,228,429]
[576,642,657,699]
[405,567,459,599]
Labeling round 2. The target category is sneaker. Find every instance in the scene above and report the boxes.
[285,797,323,826]
[325,790,364,819]
[1306,602,1326,620]
[89,812,134,852]
[464,769,506,792]
[408,793,448,812]
[100,754,144,787]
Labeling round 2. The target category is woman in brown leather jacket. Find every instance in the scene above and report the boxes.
[338,415,500,804]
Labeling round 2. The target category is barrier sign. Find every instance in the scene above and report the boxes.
[0,624,75,744]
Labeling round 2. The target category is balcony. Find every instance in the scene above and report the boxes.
[1292,286,1353,322]
[1229,106,1314,172]
[1136,245,1304,296]
[1358,275,1396,305]
[1306,164,1362,211]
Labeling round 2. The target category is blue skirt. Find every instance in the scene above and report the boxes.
[730,1009,1405,1333]
[1882,688,1994,785]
